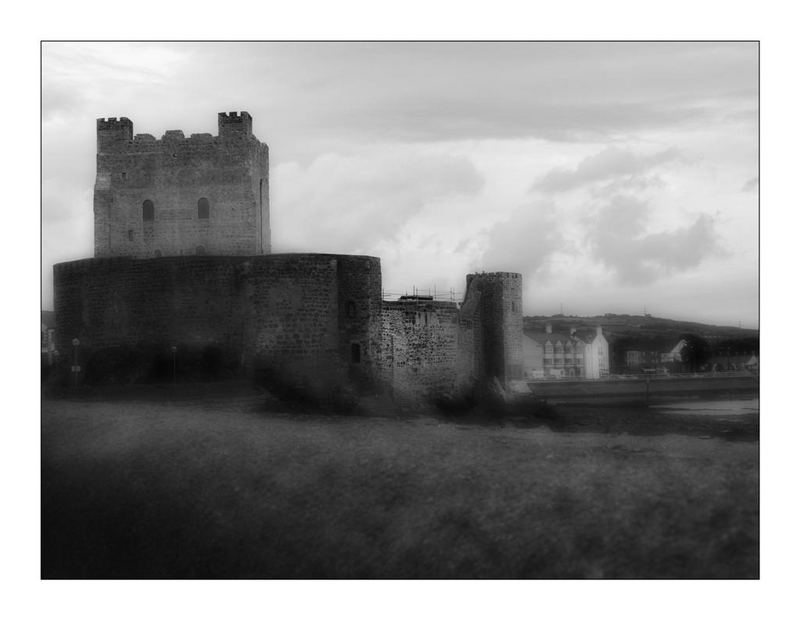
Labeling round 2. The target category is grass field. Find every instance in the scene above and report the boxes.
[41,390,758,578]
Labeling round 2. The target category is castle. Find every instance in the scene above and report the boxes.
[53,112,523,402]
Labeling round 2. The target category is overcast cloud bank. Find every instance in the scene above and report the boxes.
[41,42,758,327]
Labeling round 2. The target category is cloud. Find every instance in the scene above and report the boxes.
[39,42,758,327]
[272,149,484,253]
[480,201,568,281]
[42,43,188,123]
[741,176,759,192]
[330,100,718,145]
[89,41,753,149]
[531,147,684,194]
[586,195,721,285]
[590,174,666,198]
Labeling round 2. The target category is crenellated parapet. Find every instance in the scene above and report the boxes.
[218,111,253,138]
[97,117,133,152]
[97,112,266,153]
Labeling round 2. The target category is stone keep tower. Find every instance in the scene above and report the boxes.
[464,272,524,383]
[93,112,270,258]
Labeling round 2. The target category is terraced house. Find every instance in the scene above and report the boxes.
[523,324,609,380]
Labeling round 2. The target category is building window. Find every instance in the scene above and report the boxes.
[142,200,154,221]
[127,229,133,241]
[198,197,210,219]
[196,245,206,255]
[346,301,357,318]
[351,343,361,364]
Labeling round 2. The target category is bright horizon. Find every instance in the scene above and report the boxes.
[42,42,758,329]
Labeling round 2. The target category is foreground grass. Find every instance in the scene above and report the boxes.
[42,397,758,578]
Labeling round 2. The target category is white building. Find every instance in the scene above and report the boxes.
[583,325,609,379]
[523,324,609,380]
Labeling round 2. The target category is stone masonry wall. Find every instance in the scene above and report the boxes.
[379,300,462,401]
[53,258,522,395]
[54,254,381,390]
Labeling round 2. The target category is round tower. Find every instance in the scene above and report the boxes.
[464,272,523,384]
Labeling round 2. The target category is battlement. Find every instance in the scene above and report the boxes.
[469,272,521,280]
[97,117,133,151]
[124,132,251,150]
[97,117,133,131]
[93,132,270,158]
[97,113,263,153]
[162,129,186,141]
[218,111,253,137]
[218,111,252,121]
[465,272,522,289]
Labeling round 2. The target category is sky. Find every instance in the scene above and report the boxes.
[41,41,758,327]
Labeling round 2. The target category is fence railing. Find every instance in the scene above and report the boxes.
[527,370,758,382]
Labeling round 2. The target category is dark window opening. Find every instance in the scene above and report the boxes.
[346,301,357,318]
[121,172,127,181]
[142,200,154,221]
[127,229,133,241]
[198,197,210,219]
[351,343,361,364]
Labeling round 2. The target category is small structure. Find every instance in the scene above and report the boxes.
[625,338,687,374]
[707,353,759,373]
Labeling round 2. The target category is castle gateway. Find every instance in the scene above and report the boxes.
[53,112,522,400]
